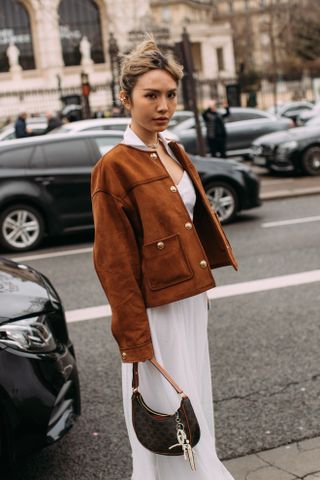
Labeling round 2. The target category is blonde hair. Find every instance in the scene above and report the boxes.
[120,38,183,98]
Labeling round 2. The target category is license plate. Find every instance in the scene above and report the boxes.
[254,156,267,166]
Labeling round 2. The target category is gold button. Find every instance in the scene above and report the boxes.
[122,352,127,359]
[185,222,192,230]
[150,153,157,160]
[199,260,207,268]
[157,241,165,250]
[170,185,177,192]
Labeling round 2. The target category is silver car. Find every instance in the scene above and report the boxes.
[171,107,293,158]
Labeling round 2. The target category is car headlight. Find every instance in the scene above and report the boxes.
[278,140,298,151]
[0,316,57,353]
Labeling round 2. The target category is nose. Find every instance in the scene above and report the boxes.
[157,95,169,113]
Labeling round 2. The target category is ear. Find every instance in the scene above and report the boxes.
[119,90,131,111]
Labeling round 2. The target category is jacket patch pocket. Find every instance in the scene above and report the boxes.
[142,233,193,291]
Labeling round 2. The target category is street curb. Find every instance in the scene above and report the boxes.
[260,187,320,201]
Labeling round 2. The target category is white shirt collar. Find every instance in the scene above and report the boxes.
[122,125,177,160]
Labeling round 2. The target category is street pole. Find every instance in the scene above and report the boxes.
[108,32,120,107]
[56,74,63,109]
[81,71,91,119]
[180,28,206,156]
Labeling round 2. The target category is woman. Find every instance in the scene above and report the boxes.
[91,39,238,480]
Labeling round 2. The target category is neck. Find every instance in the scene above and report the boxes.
[130,123,158,147]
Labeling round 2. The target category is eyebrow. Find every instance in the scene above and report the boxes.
[141,88,177,93]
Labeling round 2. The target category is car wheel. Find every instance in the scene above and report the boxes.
[0,204,45,252]
[302,146,320,176]
[205,181,238,224]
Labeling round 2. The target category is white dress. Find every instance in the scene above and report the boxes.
[121,167,235,480]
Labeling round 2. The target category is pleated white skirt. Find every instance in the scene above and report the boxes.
[121,292,235,480]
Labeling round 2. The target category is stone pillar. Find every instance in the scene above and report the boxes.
[224,37,236,77]
[32,0,64,86]
[201,41,218,79]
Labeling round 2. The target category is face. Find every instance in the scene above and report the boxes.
[122,69,177,140]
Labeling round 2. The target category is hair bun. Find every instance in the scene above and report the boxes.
[133,38,159,56]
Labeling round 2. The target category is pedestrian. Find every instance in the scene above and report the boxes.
[202,100,230,158]
[14,112,30,138]
[91,39,238,480]
[44,112,62,133]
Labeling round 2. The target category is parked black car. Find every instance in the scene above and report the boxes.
[251,126,320,175]
[0,131,261,252]
[190,155,261,223]
[0,256,80,465]
[0,131,124,252]
[171,107,292,157]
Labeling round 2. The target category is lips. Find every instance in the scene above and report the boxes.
[154,117,169,122]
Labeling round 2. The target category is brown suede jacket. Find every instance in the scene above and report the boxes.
[91,141,238,363]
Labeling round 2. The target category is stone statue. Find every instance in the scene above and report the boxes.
[80,36,93,66]
[6,41,22,72]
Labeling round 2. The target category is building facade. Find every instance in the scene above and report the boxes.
[0,0,236,119]
[213,0,294,76]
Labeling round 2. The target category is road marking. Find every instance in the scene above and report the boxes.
[67,305,111,323]
[207,270,320,300]
[65,269,320,323]
[262,215,320,228]
[11,247,93,262]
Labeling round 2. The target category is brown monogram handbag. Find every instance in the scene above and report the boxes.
[131,357,200,471]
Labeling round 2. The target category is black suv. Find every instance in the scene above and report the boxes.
[0,131,124,252]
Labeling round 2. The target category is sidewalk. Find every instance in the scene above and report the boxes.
[252,166,320,201]
[222,436,320,480]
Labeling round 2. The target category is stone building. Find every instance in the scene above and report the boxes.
[0,0,236,120]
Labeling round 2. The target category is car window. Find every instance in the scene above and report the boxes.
[47,125,72,134]
[227,111,269,121]
[0,146,34,168]
[3,131,16,140]
[42,140,92,167]
[294,105,312,112]
[93,136,122,156]
[29,127,46,135]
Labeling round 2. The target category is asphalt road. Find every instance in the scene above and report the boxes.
[3,194,320,480]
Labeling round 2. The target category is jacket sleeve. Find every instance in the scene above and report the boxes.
[202,108,209,122]
[222,106,230,118]
[91,188,154,363]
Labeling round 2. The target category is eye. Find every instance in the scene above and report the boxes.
[168,91,177,99]
[145,93,157,99]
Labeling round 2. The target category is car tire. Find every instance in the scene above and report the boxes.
[205,181,238,224]
[301,146,320,176]
[0,204,45,252]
